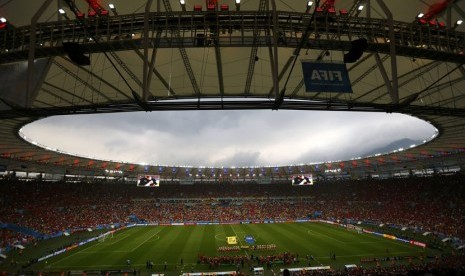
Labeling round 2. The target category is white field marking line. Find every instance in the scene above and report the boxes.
[231,225,248,257]
[131,228,163,252]
[140,234,160,243]
[79,232,131,250]
[214,233,225,241]
[48,242,99,267]
[105,233,131,245]
[76,250,132,254]
[307,229,347,243]
[49,239,103,266]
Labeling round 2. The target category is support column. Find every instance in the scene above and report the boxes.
[270,0,279,99]
[377,0,399,104]
[26,0,54,108]
[143,0,154,101]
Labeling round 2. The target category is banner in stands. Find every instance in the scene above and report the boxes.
[301,61,352,93]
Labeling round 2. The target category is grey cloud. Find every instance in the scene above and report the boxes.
[22,110,436,167]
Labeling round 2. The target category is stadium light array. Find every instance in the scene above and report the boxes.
[306,1,313,12]
[180,0,186,11]
[58,8,71,20]
[0,17,6,29]
[109,3,118,15]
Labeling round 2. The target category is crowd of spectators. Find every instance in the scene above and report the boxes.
[1,174,464,250]
[280,254,465,275]
[199,252,297,268]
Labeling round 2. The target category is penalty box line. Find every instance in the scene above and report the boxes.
[131,227,164,252]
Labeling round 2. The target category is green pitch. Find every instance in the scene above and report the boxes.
[16,223,432,274]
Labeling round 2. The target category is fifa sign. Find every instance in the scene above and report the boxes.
[302,61,352,93]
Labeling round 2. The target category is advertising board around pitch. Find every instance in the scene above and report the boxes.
[301,61,352,93]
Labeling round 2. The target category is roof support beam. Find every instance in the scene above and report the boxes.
[272,0,320,109]
[26,0,54,108]
[143,0,154,101]
[43,82,94,104]
[162,0,200,97]
[356,61,440,102]
[108,51,144,90]
[214,41,225,98]
[270,0,279,99]
[51,61,114,102]
[377,0,399,104]
[134,48,177,97]
[41,87,76,105]
[414,76,464,106]
[374,53,394,100]
[244,0,268,95]
[352,55,389,87]
[452,2,465,24]
[289,79,304,98]
[58,56,132,101]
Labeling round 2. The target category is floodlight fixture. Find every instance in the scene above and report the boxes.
[235,0,240,11]
[108,3,118,15]
[0,17,6,30]
[180,0,186,11]
[453,19,463,30]
[417,12,424,18]
[306,1,313,12]
[358,4,364,11]
[58,8,71,20]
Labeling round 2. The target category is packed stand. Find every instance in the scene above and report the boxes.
[1,174,465,249]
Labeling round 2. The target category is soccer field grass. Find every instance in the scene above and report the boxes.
[32,222,428,274]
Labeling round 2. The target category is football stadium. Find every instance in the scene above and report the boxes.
[1,0,465,275]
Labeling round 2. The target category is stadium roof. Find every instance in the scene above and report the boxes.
[0,0,465,179]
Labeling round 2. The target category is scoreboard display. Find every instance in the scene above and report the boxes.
[291,175,313,186]
[136,175,160,187]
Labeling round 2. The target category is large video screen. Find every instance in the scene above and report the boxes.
[292,175,313,186]
[136,175,160,187]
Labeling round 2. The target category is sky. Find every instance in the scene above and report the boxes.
[21,110,437,167]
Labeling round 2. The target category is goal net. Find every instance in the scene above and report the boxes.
[98,231,114,243]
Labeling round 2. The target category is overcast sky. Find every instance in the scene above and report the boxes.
[21,110,436,167]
